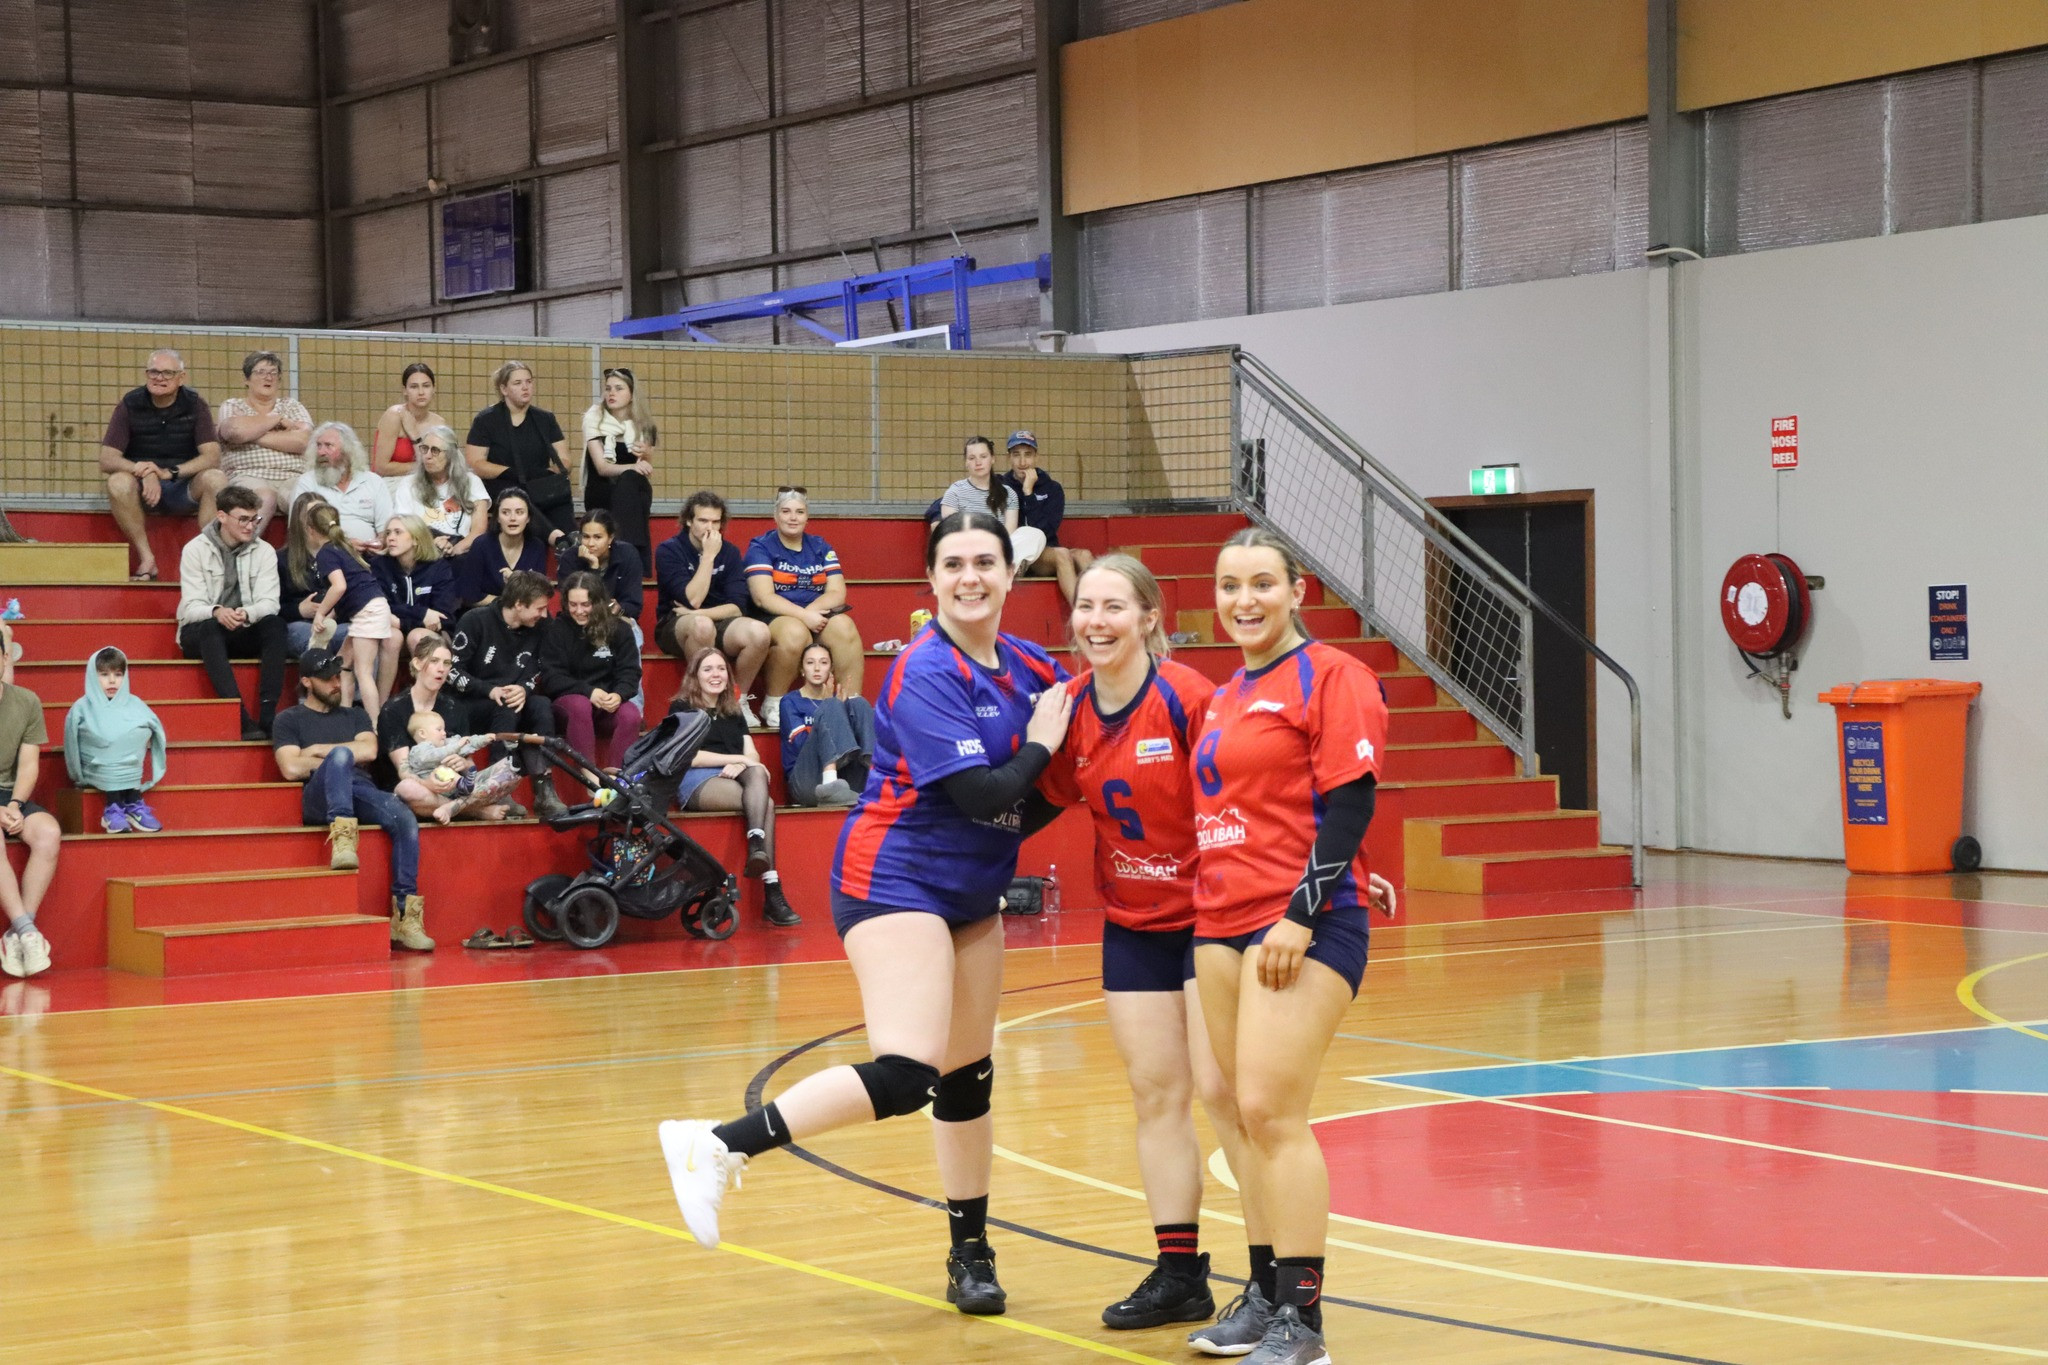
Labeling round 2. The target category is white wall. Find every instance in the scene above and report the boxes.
[1078,211,2048,871]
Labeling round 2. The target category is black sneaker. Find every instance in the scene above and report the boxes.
[945,1238,1007,1315]
[762,882,801,927]
[744,832,770,877]
[1103,1255,1214,1329]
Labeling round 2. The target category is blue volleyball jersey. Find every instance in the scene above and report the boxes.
[742,530,840,609]
[833,625,1067,914]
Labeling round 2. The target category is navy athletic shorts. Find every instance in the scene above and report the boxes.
[830,887,1001,938]
[1193,903,1372,997]
[1101,921,1195,993]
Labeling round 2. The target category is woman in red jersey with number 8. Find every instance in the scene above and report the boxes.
[1185,527,1395,1365]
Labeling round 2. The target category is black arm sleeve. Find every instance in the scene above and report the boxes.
[1019,790,1063,838]
[1285,775,1377,928]
[940,742,1053,822]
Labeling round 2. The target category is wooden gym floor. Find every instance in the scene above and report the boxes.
[4,850,2045,1362]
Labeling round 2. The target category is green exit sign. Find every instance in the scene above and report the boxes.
[1469,464,1523,496]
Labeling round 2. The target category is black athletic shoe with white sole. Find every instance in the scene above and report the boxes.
[1103,1255,1215,1329]
[945,1238,1008,1315]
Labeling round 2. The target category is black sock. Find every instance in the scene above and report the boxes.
[947,1193,989,1248]
[1249,1243,1277,1301]
[712,1102,792,1159]
[1273,1256,1325,1332]
[1156,1222,1201,1277]
[108,788,142,804]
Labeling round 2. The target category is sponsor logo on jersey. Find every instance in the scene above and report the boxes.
[955,738,986,757]
[1248,700,1287,715]
[1195,807,1248,850]
[1356,737,1375,761]
[1134,736,1174,764]
[1111,849,1182,882]
[974,704,1001,718]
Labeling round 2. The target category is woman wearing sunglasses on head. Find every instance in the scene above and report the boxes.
[580,367,656,568]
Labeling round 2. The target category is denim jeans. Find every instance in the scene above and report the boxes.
[787,696,875,805]
[301,748,419,897]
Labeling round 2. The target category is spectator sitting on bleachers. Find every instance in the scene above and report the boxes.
[370,363,447,478]
[447,570,568,821]
[280,492,350,657]
[580,367,656,569]
[306,502,399,713]
[177,483,287,741]
[540,571,643,773]
[290,422,391,555]
[98,348,228,581]
[654,490,770,728]
[271,648,432,953]
[64,647,168,834]
[670,647,800,928]
[929,434,1046,574]
[1001,430,1093,605]
[744,487,864,728]
[391,425,488,557]
[398,710,521,825]
[557,509,645,643]
[375,515,459,658]
[215,349,312,534]
[778,642,873,808]
[461,488,550,609]
[463,359,572,549]
[0,621,58,978]
[380,632,515,821]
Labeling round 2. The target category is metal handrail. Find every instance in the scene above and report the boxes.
[1230,349,1644,887]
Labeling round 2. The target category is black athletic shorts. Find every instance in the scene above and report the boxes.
[1102,921,1195,993]
[1193,902,1372,997]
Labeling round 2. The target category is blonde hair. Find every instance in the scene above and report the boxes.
[493,359,534,392]
[1074,554,1172,660]
[286,491,326,589]
[1218,526,1310,640]
[388,513,441,563]
[405,710,446,740]
[598,367,657,444]
[309,501,368,568]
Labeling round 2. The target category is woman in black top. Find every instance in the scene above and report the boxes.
[462,359,572,547]
[556,509,646,636]
[539,571,643,773]
[461,488,551,609]
[669,647,799,928]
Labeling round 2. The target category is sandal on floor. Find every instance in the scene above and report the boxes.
[504,928,535,948]
[463,927,512,949]
[130,566,159,582]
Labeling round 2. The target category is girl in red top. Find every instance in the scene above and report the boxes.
[1037,556,1239,1332]
[1187,527,1395,1364]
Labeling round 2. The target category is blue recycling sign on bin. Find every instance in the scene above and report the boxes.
[1842,721,1888,825]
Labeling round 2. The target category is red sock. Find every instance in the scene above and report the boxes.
[1156,1222,1201,1274]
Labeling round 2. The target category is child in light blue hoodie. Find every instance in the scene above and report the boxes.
[63,647,169,833]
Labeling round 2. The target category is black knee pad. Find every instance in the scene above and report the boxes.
[854,1053,940,1120]
[932,1056,993,1123]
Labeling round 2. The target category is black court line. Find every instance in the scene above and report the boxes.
[741,981,1746,1365]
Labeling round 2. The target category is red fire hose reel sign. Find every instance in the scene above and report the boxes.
[1771,416,1799,469]
[1721,553,1811,657]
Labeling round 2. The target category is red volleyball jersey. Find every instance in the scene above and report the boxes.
[1040,660,1216,933]
[1189,641,1389,938]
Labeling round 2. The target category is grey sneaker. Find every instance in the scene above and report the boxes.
[1189,1283,1275,1356]
[1241,1305,1329,1365]
[813,778,857,807]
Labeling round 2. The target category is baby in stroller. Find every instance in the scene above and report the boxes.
[402,711,523,824]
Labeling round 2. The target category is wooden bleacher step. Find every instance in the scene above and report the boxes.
[107,868,387,977]
[0,541,129,584]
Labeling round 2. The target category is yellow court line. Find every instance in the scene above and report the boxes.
[1367,1080,2048,1198]
[1957,950,2048,1043]
[0,1061,1170,1365]
[995,1134,2048,1357]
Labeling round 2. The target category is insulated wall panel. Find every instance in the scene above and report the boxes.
[335,90,429,206]
[680,1,771,134]
[912,0,1029,83]
[330,0,446,94]
[778,105,912,251]
[197,216,322,324]
[537,41,619,166]
[541,289,622,339]
[776,0,867,115]
[922,224,1040,347]
[666,135,773,267]
[443,300,538,335]
[0,206,77,319]
[504,0,610,47]
[433,62,534,185]
[68,0,191,94]
[187,0,318,101]
[540,164,621,289]
[77,211,197,320]
[1981,48,2048,223]
[1252,158,1453,312]
[1085,190,1246,331]
[340,203,431,319]
[73,95,195,207]
[1885,66,1977,234]
[1705,84,1886,254]
[1459,124,1644,288]
[193,104,321,213]
[1079,0,1238,39]
[913,75,1038,229]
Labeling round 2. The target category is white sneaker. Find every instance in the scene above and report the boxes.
[658,1119,747,1248]
[0,931,22,979]
[759,695,781,729]
[15,924,50,977]
[739,696,764,729]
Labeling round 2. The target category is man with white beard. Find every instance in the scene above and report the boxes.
[290,422,392,555]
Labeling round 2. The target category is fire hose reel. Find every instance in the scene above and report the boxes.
[1721,553,1823,719]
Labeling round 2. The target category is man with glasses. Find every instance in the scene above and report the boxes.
[99,348,228,581]
[176,484,288,740]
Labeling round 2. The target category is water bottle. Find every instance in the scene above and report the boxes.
[1044,864,1061,915]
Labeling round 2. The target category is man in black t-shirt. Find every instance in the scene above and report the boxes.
[447,571,567,820]
[272,649,432,952]
[97,348,229,580]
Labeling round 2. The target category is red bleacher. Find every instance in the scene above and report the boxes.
[4,506,1628,977]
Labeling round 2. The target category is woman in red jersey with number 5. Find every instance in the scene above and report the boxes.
[1185,527,1394,1365]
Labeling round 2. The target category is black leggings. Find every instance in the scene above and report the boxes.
[584,467,652,569]
[685,767,774,866]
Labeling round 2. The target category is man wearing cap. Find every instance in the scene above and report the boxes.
[271,648,433,952]
[1000,431,1092,604]
[0,621,59,978]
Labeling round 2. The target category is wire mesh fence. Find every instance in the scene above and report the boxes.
[1232,357,1535,765]
[0,321,1236,512]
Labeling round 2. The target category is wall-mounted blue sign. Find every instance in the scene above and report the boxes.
[1928,584,1967,661]
[441,190,528,301]
[1842,721,1888,825]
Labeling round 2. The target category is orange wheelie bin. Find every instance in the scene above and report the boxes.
[1817,679,1981,874]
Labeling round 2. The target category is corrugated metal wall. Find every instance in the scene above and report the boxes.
[1077,0,1238,39]
[1083,122,1648,331]
[650,0,1044,349]
[0,0,323,326]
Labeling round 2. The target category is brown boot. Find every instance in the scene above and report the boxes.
[390,894,435,951]
[327,816,360,871]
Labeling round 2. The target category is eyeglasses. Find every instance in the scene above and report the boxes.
[416,443,446,455]
[224,513,260,527]
[145,369,183,380]
[249,367,281,378]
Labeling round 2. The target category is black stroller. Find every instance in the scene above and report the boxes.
[521,711,740,947]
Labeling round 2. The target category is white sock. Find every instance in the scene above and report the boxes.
[762,870,780,884]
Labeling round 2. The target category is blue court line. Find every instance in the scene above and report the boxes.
[1338,1029,2048,1145]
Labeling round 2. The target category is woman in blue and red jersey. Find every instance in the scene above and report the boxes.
[1184,526,1394,1365]
[658,510,1073,1318]
[1037,554,1241,1331]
